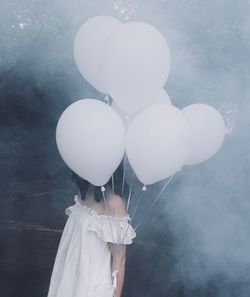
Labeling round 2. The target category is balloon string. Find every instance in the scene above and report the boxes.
[134,175,175,231]
[121,182,146,244]
[102,187,120,274]
[151,175,174,208]
[130,189,145,223]
[119,182,134,245]
[121,154,127,196]
[119,185,144,245]
[111,175,115,193]
[126,185,133,213]
[126,169,136,213]
[102,187,115,244]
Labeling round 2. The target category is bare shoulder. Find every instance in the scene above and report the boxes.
[106,193,127,217]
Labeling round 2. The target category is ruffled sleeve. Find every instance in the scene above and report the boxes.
[87,214,136,245]
[65,205,75,216]
[65,195,81,216]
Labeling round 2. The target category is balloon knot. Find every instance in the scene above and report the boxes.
[104,94,109,102]
[101,186,106,192]
[142,185,147,191]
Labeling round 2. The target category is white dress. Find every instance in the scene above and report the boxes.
[47,195,136,297]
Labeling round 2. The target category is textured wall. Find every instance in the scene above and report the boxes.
[0,1,249,296]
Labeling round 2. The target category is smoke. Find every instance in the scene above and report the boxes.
[166,167,250,282]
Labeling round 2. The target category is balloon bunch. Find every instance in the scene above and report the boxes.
[56,15,226,189]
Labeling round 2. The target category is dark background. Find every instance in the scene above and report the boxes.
[0,1,250,296]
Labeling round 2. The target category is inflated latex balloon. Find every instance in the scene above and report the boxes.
[155,89,172,105]
[112,89,172,129]
[101,21,171,113]
[112,101,131,130]
[126,104,190,185]
[56,99,126,186]
[182,103,225,165]
[74,15,122,93]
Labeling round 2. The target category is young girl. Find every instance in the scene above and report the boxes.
[47,168,136,297]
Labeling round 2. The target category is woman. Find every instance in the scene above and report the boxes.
[47,165,136,297]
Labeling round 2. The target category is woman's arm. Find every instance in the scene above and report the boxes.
[109,243,126,297]
[106,194,128,296]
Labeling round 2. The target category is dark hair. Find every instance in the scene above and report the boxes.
[70,161,130,202]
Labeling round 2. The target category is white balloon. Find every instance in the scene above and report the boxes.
[111,101,131,130]
[126,104,190,185]
[182,103,225,165]
[101,21,171,113]
[74,16,122,93]
[56,99,126,186]
[154,89,172,105]
[111,89,172,129]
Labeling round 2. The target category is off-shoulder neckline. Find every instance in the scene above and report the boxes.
[78,201,131,222]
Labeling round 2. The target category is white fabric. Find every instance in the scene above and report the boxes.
[47,197,136,297]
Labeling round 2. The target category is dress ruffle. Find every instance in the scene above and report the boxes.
[87,212,136,245]
[65,205,75,216]
[65,199,136,245]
